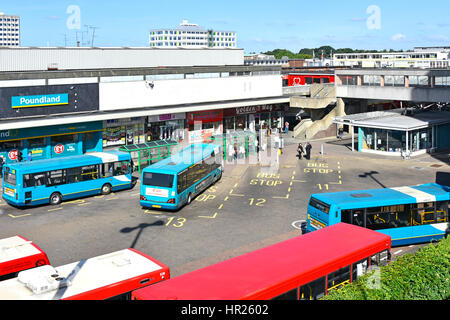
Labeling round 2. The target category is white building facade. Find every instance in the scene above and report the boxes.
[149,20,237,48]
[0,12,20,47]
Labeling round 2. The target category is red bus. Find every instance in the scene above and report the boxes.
[132,223,391,300]
[0,248,169,300]
[287,73,335,86]
[0,235,50,281]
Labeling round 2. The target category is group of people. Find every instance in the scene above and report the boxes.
[297,142,312,160]
[228,143,247,161]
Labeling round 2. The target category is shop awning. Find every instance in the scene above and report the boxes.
[334,110,450,131]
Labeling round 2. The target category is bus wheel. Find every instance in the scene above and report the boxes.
[101,183,112,195]
[187,193,192,205]
[50,192,62,205]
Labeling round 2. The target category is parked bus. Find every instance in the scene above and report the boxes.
[306,183,450,246]
[132,223,391,300]
[0,248,169,300]
[140,143,222,210]
[2,150,133,207]
[0,235,50,282]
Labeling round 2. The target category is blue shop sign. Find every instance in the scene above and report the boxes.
[0,121,102,142]
[11,93,69,109]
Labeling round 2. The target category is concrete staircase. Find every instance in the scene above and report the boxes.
[291,84,345,140]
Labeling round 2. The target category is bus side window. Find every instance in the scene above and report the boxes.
[272,288,298,300]
[47,170,65,186]
[299,277,326,300]
[66,167,81,184]
[23,174,34,188]
[352,258,369,282]
[326,265,351,294]
[102,163,114,178]
[32,173,46,186]
[370,250,390,268]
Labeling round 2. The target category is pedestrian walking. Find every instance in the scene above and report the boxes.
[285,121,289,134]
[297,143,304,160]
[305,142,312,160]
[233,144,238,161]
[27,151,32,161]
[338,127,344,140]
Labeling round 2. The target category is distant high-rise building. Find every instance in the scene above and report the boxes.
[0,12,20,47]
[149,20,237,48]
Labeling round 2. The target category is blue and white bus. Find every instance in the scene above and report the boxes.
[140,144,223,210]
[2,151,133,207]
[306,183,450,246]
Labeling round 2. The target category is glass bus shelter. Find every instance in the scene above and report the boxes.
[209,131,256,161]
[119,139,179,173]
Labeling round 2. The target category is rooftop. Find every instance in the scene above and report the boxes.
[334,109,450,131]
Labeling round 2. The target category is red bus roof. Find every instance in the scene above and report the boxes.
[132,223,390,300]
[0,235,50,277]
[0,248,170,300]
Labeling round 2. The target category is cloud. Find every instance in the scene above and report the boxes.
[391,33,406,41]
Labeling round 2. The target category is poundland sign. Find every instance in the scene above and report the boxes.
[11,93,69,109]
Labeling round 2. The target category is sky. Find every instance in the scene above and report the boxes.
[3,0,450,53]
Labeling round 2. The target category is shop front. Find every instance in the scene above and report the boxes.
[334,110,450,158]
[103,118,146,148]
[0,121,103,164]
[187,110,223,143]
[223,104,289,133]
[147,113,186,142]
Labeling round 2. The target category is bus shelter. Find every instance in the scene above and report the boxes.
[119,139,179,173]
[209,131,256,160]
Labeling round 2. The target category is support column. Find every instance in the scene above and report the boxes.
[351,125,355,152]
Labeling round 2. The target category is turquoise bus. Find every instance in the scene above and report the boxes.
[140,144,223,210]
[306,183,450,246]
[2,151,133,207]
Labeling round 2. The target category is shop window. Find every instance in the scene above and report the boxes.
[52,134,78,144]
[28,137,46,148]
[299,277,326,300]
[1,140,22,150]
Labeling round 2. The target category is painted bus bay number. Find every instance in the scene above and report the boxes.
[249,198,266,206]
[166,217,186,228]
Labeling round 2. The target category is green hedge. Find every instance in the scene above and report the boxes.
[322,236,450,300]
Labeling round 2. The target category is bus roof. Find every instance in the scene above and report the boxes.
[0,249,169,300]
[143,143,219,175]
[0,236,47,268]
[5,150,129,173]
[132,223,390,300]
[311,183,450,209]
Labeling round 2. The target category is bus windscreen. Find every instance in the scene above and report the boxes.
[4,171,16,186]
[142,172,174,188]
[309,197,330,214]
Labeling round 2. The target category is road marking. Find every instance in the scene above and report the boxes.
[291,220,306,230]
[48,207,63,212]
[273,194,289,199]
[394,250,403,255]
[224,196,229,201]
[198,212,218,219]
[8,213,31,219]
[218,204,223,210]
